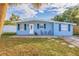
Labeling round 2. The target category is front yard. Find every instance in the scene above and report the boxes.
[0,34,79,56]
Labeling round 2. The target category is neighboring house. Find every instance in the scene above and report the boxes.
[16,20,75,36]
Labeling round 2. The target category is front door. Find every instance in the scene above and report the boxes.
[29,24,34,34]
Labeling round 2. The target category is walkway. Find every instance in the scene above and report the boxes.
[10,36,58,39]
[63,36,79,47]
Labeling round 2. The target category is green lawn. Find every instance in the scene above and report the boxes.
[0,34,79,56]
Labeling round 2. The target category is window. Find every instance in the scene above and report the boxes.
[17,24,20,30]
[37,24,39,29]
[24,24,26,30]
[44,24,46,29]
[37,24,46,29]
[60,24,68,31]
[40,24,43,28]
[59,24,61,31]
[68,24,71,31]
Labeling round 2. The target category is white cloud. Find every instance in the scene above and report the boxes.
[39,10,44,13]
[49,3,65,8]
[30,3,48,13]
[13,4,38,18]
[57,8,66,14]
[64,3,78,8]
[8,3,78,19]
[46,3,78,15]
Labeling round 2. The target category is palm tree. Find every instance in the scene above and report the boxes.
[0,3,21,36]
[10,13,20,21]
[0,3,44,36]
[0,3,8,36]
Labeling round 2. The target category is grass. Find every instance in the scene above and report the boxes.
[4,20,15,25]
[0,33,79,56]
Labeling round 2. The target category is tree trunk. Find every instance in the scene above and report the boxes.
[0,3,8,37]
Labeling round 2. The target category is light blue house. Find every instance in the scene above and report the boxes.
[16,20,75,36]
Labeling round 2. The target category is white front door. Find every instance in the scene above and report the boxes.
[29,24,34,34]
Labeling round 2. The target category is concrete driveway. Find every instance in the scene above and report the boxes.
[63,36,79,47]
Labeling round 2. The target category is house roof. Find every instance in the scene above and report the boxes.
[15,19,76,25]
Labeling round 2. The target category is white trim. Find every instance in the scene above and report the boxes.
[15,20,76,25]
[20,23,24,32]
[29,24,34,34]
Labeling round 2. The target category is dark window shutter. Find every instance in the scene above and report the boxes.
[37,24,39,29]
[44,24,46,29]
[17,24,20,30]
[59,24,61,31]
[24,24,26,30]
[68,24,71,31]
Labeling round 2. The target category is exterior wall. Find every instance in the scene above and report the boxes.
[16,22,54,36]
[16,21,73,36]
[16,23,29,35]
[54,23,73,36]
[34,22,54,35]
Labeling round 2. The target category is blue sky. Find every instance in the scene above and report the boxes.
[6,3,78,20]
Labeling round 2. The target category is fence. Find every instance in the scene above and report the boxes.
[73,25,79,35]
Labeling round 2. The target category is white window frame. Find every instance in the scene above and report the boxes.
[61,24,68,31]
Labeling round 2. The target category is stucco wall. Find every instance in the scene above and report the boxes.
[16,22,73,36]
[54,23,73,36]
[16,22,54,35]
[34,22,54,35]
[16,23,29,35]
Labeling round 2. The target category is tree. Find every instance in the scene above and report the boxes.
[10,13,20,21]
[53,6,79,25]
[0,4,8,37]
